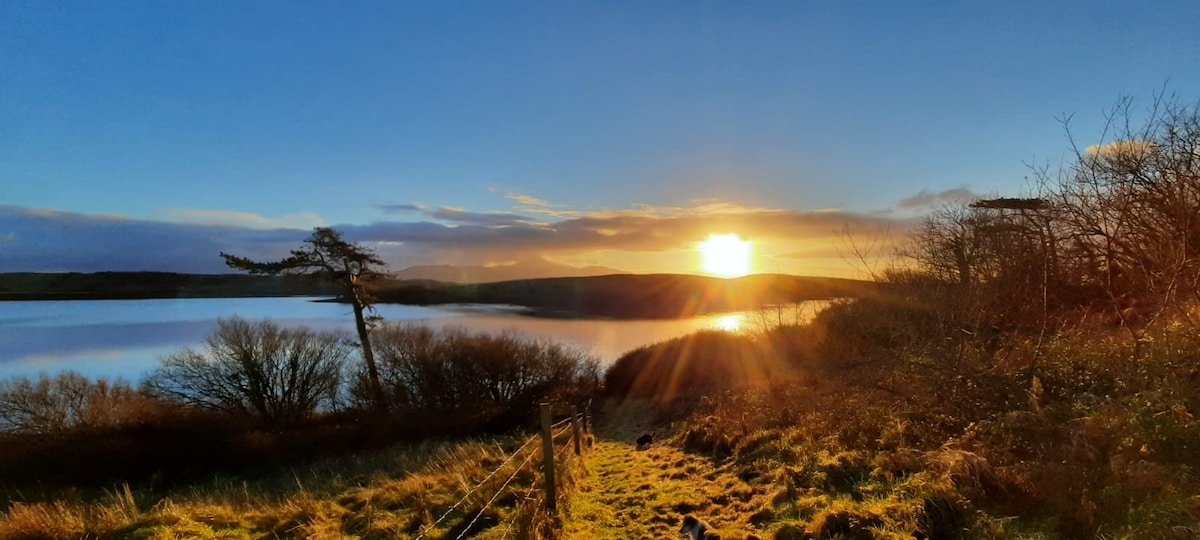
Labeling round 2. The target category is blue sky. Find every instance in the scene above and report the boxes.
[3,1,1198,276]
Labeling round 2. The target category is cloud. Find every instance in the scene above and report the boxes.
[505,193,552,207]
[504,192,583,218]
[428,206,539,227]
[341,202,916,261]
[896,187,980,211]
[0,205,303,273]
[776,245,853,259]
[379,202,540,227]
[377,203,426,214]
[0,200,918,273]
[159,208,325,229]
[1084,139,1155,159]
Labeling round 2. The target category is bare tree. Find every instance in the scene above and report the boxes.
[221,227,389,408]
[0,372,141,433]
[1047,91,1200,348]
[144,317,349,428]
[904,91,1200,357]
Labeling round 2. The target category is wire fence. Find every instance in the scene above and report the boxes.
[414,403,591,540]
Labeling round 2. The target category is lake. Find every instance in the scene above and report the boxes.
[0,297,823,382]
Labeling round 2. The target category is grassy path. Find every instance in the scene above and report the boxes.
[563,402,768,540]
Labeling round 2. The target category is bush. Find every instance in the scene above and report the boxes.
[0,371,147,433]
[604,330,792,401]
[362,323,600,428]
[143,317,349,429]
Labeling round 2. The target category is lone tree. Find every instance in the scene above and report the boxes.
[221,227,388,409]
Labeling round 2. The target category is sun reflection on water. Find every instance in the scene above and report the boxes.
[714,314,742,332]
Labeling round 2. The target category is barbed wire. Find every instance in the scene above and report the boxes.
[415,411,587,539]
[413,433,540,540]
[555,438,573,462]
[499,476,541,540]
[455,449,538,540]
[498,415,584,539]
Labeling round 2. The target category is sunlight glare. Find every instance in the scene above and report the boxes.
[699,233,752,277]
[714,314,742,332]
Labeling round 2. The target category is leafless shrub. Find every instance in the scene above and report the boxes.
[362,323,600,418]
[0,371,144,433]
[143,317,349,428]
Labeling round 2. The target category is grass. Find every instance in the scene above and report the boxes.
[563,401,769,539]
[578,296,1200,539]
[0,428,586,539]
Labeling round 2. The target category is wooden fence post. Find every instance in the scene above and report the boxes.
[571,406,582,456]
[583,399,592,433]
[539,403,557,512]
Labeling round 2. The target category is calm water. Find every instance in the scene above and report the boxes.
[0,297,822,382]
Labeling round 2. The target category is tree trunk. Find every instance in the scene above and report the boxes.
[351,293,386,411]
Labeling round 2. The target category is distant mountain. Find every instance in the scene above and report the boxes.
[392,258,628,283]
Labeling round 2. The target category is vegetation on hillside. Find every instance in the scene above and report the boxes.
[593,93,1200,539]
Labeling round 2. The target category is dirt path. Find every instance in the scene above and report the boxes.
[563,402,768,540]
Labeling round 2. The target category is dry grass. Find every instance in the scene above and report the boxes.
[591,306,1200,539]
[0,429,588,539]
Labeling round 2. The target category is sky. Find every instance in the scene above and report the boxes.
[3,1,1199,278]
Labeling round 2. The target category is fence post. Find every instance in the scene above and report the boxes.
[539,402,557,512]
[571,406,583,456]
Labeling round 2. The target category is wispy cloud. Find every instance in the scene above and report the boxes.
[159,208,325,229]
[504,192,583,218]
[505,193,552,207]
[377,203,426,214]
[428,206,538,227]
[1084,139,1155,158]
[379,201,540,227]
[895,187,981,211]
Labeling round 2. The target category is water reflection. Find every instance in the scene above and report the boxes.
[0,298,824,381]
[713,314,742,332]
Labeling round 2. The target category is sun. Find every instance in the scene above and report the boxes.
[698,233,752,277]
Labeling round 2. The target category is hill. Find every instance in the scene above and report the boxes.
[0,272,335,300]
[371,273,874,318]
[392,257,627,283]
[0,271,873,319]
